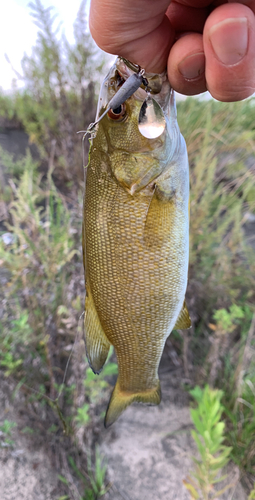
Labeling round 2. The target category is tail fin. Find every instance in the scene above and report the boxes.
[104,379,161,428]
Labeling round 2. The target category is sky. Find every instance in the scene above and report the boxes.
[0,0,89,91]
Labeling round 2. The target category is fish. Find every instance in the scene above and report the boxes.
[82,57,191,428]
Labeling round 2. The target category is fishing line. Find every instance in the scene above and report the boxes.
[77,66,148,179]
[61,310,85,393]
[19,311,85,434]
[77,67,148,138]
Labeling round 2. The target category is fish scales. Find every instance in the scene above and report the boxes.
[83,58,191,427]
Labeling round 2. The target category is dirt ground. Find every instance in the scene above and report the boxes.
[0,361,247,500]
[101,365,247,500]
[0,374,58,500]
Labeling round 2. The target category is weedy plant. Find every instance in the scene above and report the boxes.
[225,376,255,476]
[205,304,249,386]
[58,448,107,500]
[0,0,114,497]
[0,149,79,388]
[181,98,255,319]
[222,316,255,482]
[248,484,255,499]
[0,147,115,497]
[0,420,17,448]
[69,449,108,499]
[177,98,255,493]
[184,385,233,500]
[2,0,104,183]
[0,1,115,494]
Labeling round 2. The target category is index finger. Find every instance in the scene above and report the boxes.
[89,0,209,72]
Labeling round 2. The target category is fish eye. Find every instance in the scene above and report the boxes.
[107,103,126,121]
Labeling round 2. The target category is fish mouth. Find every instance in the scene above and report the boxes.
[117,57,165,94]
[95,57,172,124]
[116,57,171,114]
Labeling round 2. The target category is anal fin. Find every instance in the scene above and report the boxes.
[104,379,161,428]
[174,300,191,330]
[84,288,110,374]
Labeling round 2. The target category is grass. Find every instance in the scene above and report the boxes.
[177,98,255,370]
[177,97,255,494]
[0,147,113,498]
[0,148,79,391]
[0,420,17,448]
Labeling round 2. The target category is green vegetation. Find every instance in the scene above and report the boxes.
[69,450,108,499]
[0,1,111,497]
[0,0,103,183]
[248,485,255,499]
[0,0,255,497]
[177,98,255,496]
[0,420,17,448]
[57,450,107,499]
[0,147,113,496]
[184,386,232,499]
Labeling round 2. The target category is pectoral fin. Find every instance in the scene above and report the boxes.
[144,188,175,249]
[104,379,161,428]
[84,288,110,374]
[174,300,191,330]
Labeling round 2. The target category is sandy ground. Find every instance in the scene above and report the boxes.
[0,374,58,500]
[101,402,194,500]
[100,367,247,500]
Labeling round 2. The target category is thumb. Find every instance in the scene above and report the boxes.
[204,3,255,101]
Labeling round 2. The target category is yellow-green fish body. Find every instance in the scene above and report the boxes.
[83,58,190,427]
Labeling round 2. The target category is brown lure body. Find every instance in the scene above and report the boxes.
[83,58,191,427]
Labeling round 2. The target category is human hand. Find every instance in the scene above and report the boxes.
[89,0,255,101]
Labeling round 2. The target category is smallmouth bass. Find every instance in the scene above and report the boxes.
[83,57,191,427]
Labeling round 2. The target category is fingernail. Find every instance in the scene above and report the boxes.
[209,17,248,65]
[178,52,205,80]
